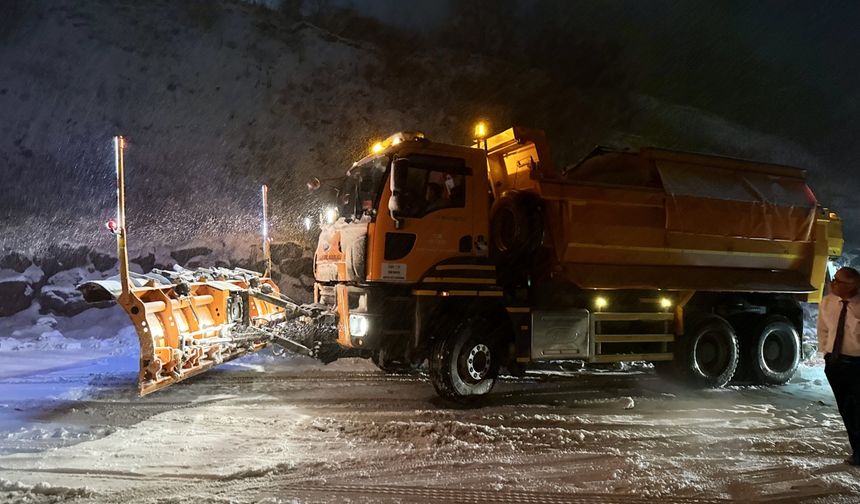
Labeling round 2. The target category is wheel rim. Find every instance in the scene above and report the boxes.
[761,328,795,374]
[695,331,730,377]
[462,343,492,383]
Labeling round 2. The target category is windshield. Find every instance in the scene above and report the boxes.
[337,155,389,221]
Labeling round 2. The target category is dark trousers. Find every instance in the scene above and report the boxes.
[825,354,860,461]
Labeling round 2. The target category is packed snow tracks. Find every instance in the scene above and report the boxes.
[0,355,859,503]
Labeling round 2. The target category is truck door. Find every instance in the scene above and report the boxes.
[377,154,475,282]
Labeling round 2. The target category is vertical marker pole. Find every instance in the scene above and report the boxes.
[114,136,131,299]
[261,184,271,277]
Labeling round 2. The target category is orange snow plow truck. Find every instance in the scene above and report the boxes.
[81,128,843,400]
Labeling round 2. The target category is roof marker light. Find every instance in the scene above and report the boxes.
[474,121,488,139]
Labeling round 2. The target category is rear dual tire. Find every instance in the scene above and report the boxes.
[662,317,738,388]
[662,315,800,388]
[747,316,800,385]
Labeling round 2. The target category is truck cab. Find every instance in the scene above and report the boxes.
[312,133,499,366]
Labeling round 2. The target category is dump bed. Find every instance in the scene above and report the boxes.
[484,129,843,301]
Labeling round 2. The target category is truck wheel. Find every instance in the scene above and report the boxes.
[749,316,800,385]
[429,315,501,401]
[681,317,738,388]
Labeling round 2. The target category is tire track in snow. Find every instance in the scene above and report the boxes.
[276,483,731,503]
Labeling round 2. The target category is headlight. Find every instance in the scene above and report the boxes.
[594,296,608,310]
[323,207,338,225]
[659,297,673,309]
[349,314,369,337]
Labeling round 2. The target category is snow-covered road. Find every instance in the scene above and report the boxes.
[1,344,859,503]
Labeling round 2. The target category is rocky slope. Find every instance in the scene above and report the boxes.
[0,238,314,320]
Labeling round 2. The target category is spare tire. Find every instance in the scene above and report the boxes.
[489,191,544,262]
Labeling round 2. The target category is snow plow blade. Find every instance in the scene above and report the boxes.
[79,266,299,396]
[79,137,339,395]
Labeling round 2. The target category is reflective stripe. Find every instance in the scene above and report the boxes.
[412,289,503,298]
[423,277,497,285]
[506,307,530,313]
[449,290,479,296]
[435,264,496,271]
[567,242,802,259]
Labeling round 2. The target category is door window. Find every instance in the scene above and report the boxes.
[396,155,467,218]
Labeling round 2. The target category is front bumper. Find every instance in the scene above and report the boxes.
[316,283,410,349]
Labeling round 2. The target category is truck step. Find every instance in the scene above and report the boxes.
[595,334,674,343]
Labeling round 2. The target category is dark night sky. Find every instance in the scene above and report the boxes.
[354,0,860,171]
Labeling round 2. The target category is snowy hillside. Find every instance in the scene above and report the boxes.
[2,0,850,254]
[1,0,403,253]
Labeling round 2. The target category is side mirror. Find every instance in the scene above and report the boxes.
[388,159,408,229]
[307,177,321,192]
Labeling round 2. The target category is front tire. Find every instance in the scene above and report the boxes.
[429,315,502,401]
[680,317,738,388]
[749,316,800,385]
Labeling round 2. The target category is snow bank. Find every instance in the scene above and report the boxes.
[0,304,138,383]
[341,418,598,453]
[0,303,132,343]
[0,478,93,499]
[0,265,43,284]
